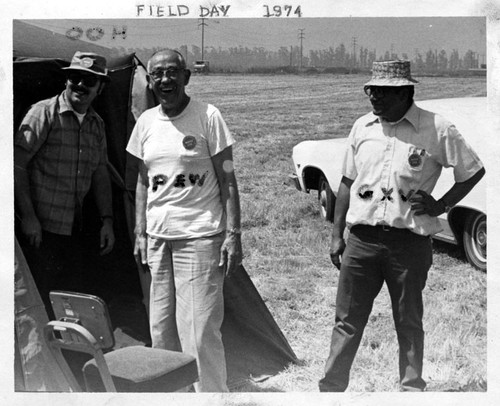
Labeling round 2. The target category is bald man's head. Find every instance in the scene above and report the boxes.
[147,49,187,72]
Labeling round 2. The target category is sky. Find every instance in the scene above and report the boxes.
[23,17,486,62]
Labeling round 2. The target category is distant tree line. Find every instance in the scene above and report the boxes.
[113,43,485,74]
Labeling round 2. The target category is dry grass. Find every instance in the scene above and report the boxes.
[188,73,487,392]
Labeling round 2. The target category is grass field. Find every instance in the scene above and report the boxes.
[188,73,487,392]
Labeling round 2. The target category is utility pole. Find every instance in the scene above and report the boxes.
[180,45,188,66]
[471,51,477,68]
[198,18,208,60]
[298,29,305,71]
[352,37,357,69]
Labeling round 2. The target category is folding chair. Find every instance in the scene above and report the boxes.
[43,291,198,392]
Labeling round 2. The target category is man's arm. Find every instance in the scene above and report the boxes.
[14,145,42,247]
[91,165,115,255]
[330,176,354,270]
[133,160,149,268]
[212,146,242,277]
[409,167,485,216]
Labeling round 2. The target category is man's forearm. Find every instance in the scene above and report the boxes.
[439,167,485,208]
[332,176,353,239]
[225,182,241,231]
[14,147,37,220]
[211,147,241,231]
[134,167,148,236]
[15,165,37,220]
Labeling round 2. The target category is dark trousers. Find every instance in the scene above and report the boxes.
[18,230,96,320]
[319,225,433,392]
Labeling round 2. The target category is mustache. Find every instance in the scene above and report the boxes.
[69,83,89,94]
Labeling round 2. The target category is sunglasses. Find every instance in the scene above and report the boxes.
[67,72,100,87]
[363,86,402,98]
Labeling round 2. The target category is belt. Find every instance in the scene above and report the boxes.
[351,224,414,235]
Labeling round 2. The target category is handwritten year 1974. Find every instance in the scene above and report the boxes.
[263,5,302,18]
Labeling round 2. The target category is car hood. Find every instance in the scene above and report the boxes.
[293,137,346,150]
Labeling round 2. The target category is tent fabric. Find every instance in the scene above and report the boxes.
[222,266,298,386]
[13,23,298,391]
[14,238,73,391]
[13,20,115,60]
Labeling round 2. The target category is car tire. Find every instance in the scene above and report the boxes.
[318,176,335,222]
[463,212,487,271]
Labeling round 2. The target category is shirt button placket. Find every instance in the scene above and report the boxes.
[76,129,82,180]
[377,126,396,223]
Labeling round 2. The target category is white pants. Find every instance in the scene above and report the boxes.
[147,233,228,392]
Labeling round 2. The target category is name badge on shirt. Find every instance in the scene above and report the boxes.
[408,148,426,167]
[182,135,197,150]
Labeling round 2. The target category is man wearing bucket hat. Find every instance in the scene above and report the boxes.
[14,51,115,316]
[319,60,485,391]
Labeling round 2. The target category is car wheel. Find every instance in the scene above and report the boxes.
[318,176,335,222]
[463,212,487,271]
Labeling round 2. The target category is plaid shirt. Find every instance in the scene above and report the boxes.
[15,92,108,235]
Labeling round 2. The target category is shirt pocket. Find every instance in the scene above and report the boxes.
[398,145,430,191]
[406,146,428,172]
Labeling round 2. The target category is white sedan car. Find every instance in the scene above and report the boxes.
[290,97,488,271]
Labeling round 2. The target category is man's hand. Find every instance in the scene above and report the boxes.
[21,214,42,248]
[133,234,148,270]
[219,233,242,278]
[99,220,115,255]
[409,190,443,217]
[330,235,346,270]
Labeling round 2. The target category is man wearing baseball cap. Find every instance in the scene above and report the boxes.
[14,51,115,317]
[319,60,485,391]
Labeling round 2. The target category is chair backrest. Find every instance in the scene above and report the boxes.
[49,291,115,350]
[44,291,118,391]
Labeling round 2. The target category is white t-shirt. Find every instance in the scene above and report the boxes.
[126,99,235,239]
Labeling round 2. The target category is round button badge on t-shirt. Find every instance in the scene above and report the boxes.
[182,135,197,150]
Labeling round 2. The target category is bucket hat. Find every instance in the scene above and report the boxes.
[365,60,418,86]
[62,51,110,81]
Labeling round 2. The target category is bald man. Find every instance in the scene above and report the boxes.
[126,49,242,392]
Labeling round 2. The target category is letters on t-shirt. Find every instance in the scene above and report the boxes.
[152,171,209,191]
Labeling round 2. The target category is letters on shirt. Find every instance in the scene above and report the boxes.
[381,187,394,202]
[152,174,167,192]
[357,185,374,200]
[152,171,209,191]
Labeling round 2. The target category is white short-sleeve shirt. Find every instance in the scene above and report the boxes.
[126,99,235,239]
[342,103,484,236]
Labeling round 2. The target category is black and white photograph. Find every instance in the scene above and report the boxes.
[2,1,499,405]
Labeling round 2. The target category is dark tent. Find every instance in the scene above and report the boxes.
[13,20,116,60]
[13,20,297,391]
